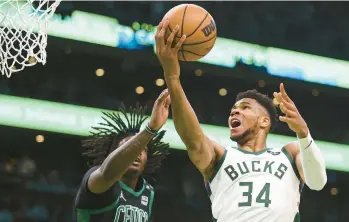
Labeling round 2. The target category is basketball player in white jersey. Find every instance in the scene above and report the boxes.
[154,21,327,222]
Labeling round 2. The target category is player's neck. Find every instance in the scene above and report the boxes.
[237,132,267,152]
[121,174,141,191]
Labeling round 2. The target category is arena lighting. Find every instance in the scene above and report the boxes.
[36,135,45,143]
[0,95,348,172]
[28,57,36,64]
[195,69,203,76]
[132,22,140,30]
[135,86,144,94]
[95,68,104,77]
[312,89,320,96]
[155,78,165,87]
[330,188,338,196]
[219,88,228,96]
[258,80,266,88]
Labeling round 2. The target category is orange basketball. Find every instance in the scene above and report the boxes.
[162,4,217,61]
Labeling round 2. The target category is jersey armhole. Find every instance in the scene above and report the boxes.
[81,166,100,194]
[281,147,301,181]
[208,148,228,183]
[148,189,155,219]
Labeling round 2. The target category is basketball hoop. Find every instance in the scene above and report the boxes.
[0,0,61,78]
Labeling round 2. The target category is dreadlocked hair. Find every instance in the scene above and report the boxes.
[236,89,278,132]
[81,103,170,177]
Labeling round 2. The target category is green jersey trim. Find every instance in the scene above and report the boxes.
[148,189,155,218]
[209,149,227,183]
[118,179,145,197]
[76,197,120,221]
[234,147,273,155]
[76,209,90,222]
[293,212,300,222]
[281,147,301,181]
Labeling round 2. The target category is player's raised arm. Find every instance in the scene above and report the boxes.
[155,20,225,179]
[86,90,171,193]
[275,83,327,191]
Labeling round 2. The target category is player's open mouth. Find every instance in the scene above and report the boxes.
[132,158,141,166]
[230,118,241,128]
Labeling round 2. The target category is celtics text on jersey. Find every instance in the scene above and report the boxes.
[74,167,154,222]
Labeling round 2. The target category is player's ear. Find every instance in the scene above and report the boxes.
[260,116,270,129]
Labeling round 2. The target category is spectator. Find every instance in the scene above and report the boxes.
[17,155,36,177]
[0,200,14,222]
[25,200,49,222]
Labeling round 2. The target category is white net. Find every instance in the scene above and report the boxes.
[0,0,61,78]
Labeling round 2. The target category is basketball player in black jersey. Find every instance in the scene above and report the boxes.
[74,90,171,222]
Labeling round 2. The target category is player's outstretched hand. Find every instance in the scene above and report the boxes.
[149,89,171,131]
[273,83,309,138]
[155,20,186,79]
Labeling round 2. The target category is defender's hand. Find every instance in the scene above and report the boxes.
[273,83,309,138]
[155,20,186,79]
[149,89,171,131]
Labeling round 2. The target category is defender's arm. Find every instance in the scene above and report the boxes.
[88,90,171,193]
[88,129,155,194]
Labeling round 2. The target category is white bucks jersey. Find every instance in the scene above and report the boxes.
[207,147,303,222]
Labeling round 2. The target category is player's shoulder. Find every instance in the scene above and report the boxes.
[79,166,100,191]
[84,165,100,177]
[283,141,300,160]
[143,178,154,191]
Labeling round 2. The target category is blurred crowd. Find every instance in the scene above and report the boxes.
[0,154,75,222]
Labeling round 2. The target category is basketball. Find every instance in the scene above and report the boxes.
[162,4,217,61]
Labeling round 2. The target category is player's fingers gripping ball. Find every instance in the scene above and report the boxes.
[162,4,217,61]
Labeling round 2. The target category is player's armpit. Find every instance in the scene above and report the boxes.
[284,142,306,184]
[285,140,327,191]
[188,136,225,180]
[75,166,117,210]
[204,140,226,182]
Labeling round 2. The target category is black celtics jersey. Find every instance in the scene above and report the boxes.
[74,166,154,222]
